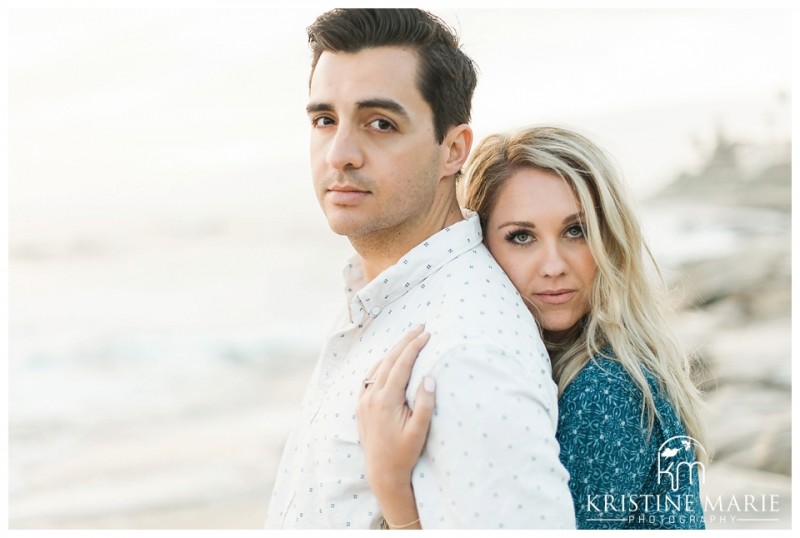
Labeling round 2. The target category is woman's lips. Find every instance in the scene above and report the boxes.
[534,290,576,305]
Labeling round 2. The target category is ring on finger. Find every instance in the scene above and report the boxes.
[363,378,377,389]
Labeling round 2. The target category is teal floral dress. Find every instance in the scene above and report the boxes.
[556,351,705,529]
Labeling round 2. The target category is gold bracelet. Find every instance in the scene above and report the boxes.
[382,517,420,530]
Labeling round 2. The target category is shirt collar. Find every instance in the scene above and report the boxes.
[343,210,483,324]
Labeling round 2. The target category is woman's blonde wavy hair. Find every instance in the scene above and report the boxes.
[461,125,706,450]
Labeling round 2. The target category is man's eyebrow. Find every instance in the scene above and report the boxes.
[306,99,411,119]
[306,98,410,119]
[356,99,410,119]
[306,102,333,115]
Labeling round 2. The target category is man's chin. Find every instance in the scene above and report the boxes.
[325,215,366,238]
[323,209,396,241]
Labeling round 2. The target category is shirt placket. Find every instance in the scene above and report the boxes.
[306,296,367,422]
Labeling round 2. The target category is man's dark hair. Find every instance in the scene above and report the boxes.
[307,8,478,144]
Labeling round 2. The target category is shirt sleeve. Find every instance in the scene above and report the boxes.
[556,363,656,529]
[409,342,576,529]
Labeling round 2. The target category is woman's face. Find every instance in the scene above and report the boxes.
[484,167,598,341]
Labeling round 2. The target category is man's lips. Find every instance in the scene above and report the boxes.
[327,185,369,205]
[534,290,576,305]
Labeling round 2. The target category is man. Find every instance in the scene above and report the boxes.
[266,8,575,529]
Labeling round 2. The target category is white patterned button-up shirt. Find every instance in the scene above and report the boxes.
[266,212,575,529]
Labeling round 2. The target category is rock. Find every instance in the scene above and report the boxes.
[702,385,790,476]
[703,318,791,389]
[674,236,790,318]
[700,462,791,529]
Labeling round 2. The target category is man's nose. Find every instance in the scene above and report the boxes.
[327,125,364,170]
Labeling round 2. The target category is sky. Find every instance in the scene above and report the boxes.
[5,4,793,242]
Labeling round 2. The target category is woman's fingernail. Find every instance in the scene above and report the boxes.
[424,377,436,392]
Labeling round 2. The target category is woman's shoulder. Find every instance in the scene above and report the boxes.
[565,350,637,396]
[560,348,683,433]
[560,348,677,425]
[566,348,662,396]
[556,349,658,459]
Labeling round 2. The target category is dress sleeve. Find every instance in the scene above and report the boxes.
[556,363,657,529]
[409,343,576,529]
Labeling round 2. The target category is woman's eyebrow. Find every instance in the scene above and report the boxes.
[496,220,536,230]
[562,212,585,225]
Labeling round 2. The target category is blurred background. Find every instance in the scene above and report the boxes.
[7,5,791,530]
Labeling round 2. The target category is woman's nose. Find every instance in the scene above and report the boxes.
[537,242,568,278]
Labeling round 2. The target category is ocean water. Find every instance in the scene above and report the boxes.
[8,209,347,523]
[9,198,788,427]
[9,214,343,423]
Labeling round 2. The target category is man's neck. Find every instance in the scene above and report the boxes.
[354,200,463,283]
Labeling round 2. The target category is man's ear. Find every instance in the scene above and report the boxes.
[441,124,473,178]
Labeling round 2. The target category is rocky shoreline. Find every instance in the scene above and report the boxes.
[654,135,791,529]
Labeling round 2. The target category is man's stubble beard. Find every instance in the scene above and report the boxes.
[330,181,440,260]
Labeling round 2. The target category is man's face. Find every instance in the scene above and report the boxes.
[307,46,446,240]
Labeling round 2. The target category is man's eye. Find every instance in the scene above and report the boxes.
[369,118,395,131]
[312,116,335,127]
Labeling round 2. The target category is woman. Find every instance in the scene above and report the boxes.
[356,126,707,529]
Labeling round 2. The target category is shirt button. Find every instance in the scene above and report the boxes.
[370,307,381,316]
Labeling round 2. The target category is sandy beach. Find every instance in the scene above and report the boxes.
[9,352,316,529]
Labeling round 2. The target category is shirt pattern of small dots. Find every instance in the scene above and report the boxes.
[266,213,575,529]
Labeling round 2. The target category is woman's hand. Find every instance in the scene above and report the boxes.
[357,324,436,528]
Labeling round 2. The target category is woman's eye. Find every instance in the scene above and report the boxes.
[508,231,532,245]
[566,224,586,239]
[369,118,395,131]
